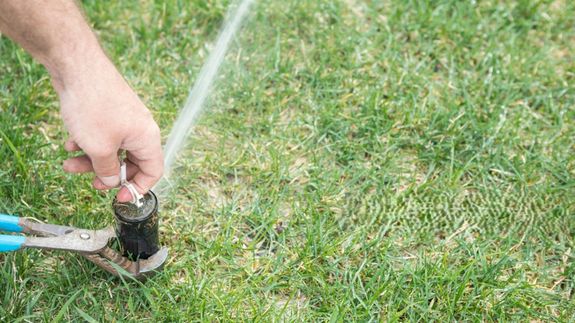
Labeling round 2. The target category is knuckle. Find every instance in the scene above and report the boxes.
[145,122,161,139]
[88,146,115,159]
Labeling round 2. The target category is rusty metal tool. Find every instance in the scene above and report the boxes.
[0,213,168,280]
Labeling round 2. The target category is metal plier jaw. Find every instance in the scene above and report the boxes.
[0,214,168,280]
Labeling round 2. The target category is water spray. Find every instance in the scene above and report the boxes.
[156,0,255,195]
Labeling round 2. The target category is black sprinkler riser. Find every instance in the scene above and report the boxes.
[113,191,160,260]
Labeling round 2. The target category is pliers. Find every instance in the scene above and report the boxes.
[0,213,168,280]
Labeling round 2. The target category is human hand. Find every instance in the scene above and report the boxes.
[56,54,163,202]
[0,0,163,202]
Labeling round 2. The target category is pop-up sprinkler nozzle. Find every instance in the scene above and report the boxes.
[113,191,160,260]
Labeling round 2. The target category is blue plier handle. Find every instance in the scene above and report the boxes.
[0,213,114,253]
[0,214,26,251]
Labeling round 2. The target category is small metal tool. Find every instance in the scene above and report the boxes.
[0,213,168,280]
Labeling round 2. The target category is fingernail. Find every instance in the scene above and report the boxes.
[99,175,120,187]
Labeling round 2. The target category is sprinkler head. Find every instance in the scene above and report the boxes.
[113,190,167,275]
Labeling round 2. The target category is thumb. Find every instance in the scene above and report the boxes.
[90,151,121,187]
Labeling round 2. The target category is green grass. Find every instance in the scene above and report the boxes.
[1,0,574,321]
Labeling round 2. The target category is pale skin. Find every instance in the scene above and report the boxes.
[0,0,164,202]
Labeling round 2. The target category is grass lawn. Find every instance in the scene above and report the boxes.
[1,0,574,321]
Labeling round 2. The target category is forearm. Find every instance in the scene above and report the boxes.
[0,0,110,91]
